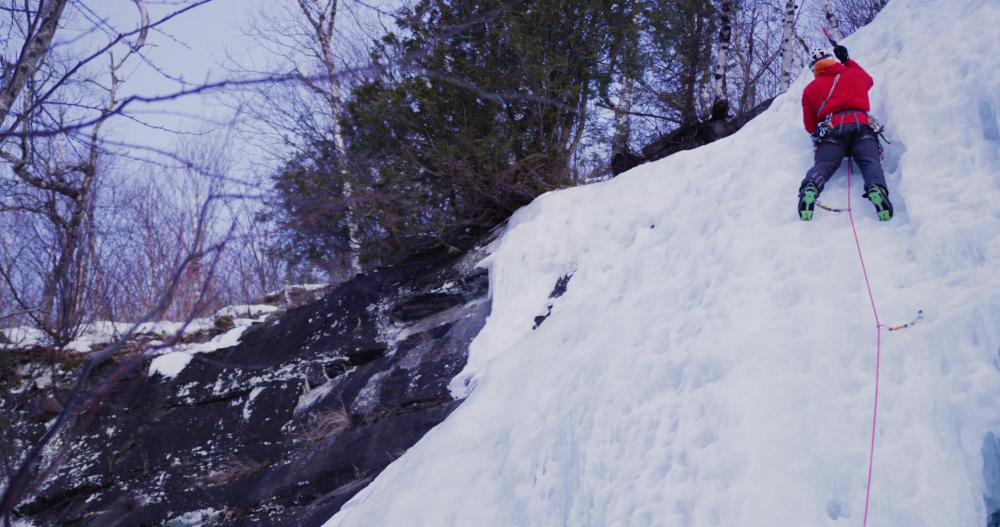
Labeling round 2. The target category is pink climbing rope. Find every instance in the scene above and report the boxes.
[845,161,882,527]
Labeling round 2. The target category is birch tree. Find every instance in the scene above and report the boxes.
[293,0,362,278]
[711,0,736,119]
[0,8,136,348]
[728,0,784,113]
[233,0,378,281]
[778,0,799,91]
[612,77,635,161]
[0,1,251,337]
[606,0,642,168]
[0,0,70,125]
[823,0,843,41]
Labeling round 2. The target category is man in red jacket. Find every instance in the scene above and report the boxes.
[798,45,893,221]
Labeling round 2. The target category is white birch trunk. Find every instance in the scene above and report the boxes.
[298,0,362,277]
[611,77,633,158]
[824,0,843,41]
[778,0,798,91]
[712,0,734,107]
[0,0,70,123]
[322,33,362,278]
[710,0,735,119]
[330,94,361,278]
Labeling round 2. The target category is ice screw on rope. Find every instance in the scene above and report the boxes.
[885,310,924,332]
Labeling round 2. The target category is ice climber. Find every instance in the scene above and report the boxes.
[797,44,893,221]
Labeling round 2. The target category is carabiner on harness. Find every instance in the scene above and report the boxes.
[867,113,892,144]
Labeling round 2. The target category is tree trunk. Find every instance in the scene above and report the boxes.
[778,0,798,91]
[711,0,734,120]
[331,106,361,278]
[737,7,757,114]
[683,8,707,126]
[0,0,69,124]
[824,0,843,41]
[301,0,362,278]
[611,76,634,160]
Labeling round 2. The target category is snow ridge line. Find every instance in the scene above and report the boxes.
[844,160,882,527]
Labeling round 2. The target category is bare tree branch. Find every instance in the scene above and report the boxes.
[0,0,69,124]
[0,0,214,143]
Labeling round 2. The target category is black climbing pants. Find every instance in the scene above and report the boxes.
[800,124,887,194]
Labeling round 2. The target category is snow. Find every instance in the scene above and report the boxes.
[0,326,47,349]
[0,301,278,379]
[214,304,279,319]
[148,323,255,380]
[242,386,264,421]
[164,508,220,526]
[148,352,194,380]
[325,1,1000,526]
[146,304,279,379]
[1,304,278,353]
[261,282,329,296]
[0,319,213,352]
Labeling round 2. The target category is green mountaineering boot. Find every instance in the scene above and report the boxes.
[798,184,819,221]
[866,185,893,221]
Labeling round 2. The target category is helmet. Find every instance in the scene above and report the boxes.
[810,47,833,66]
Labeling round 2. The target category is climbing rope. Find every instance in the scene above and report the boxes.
[840,161,924,525]
[844,160,882,527]
[815,160,925,524]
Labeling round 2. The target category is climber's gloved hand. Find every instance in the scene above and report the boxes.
[834,45,849,63]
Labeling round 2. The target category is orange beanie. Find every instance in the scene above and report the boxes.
[813,57,839,76]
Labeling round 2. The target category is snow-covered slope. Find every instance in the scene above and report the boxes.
[326,0,1000,525]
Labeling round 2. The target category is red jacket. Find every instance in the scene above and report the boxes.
[801,59,873,134]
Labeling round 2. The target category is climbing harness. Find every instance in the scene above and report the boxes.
[815,25,893,154]
[814,115,835,143]
[867,114,890,143]
[866,113,892,158]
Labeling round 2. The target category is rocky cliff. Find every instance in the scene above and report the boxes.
[1,242,491,526]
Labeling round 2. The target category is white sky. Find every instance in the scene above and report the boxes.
[75,0,400,181]
[85,0,259,171]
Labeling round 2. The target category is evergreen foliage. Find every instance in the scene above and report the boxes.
[338,0,626,262]
[268,140,358,279]
[268,0,890,274]
[642,0,718,127]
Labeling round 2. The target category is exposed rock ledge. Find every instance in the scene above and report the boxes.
[3,242,491,526]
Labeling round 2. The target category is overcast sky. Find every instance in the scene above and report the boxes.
[84,0,256,170]
[25,0,399,191]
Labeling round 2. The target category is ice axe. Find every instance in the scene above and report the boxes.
[822,27,838,46]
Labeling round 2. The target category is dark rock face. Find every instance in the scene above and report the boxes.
[532,272,574,330]
[3,246,490,526]
[611,97,775,176]
[641,98,774,164]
